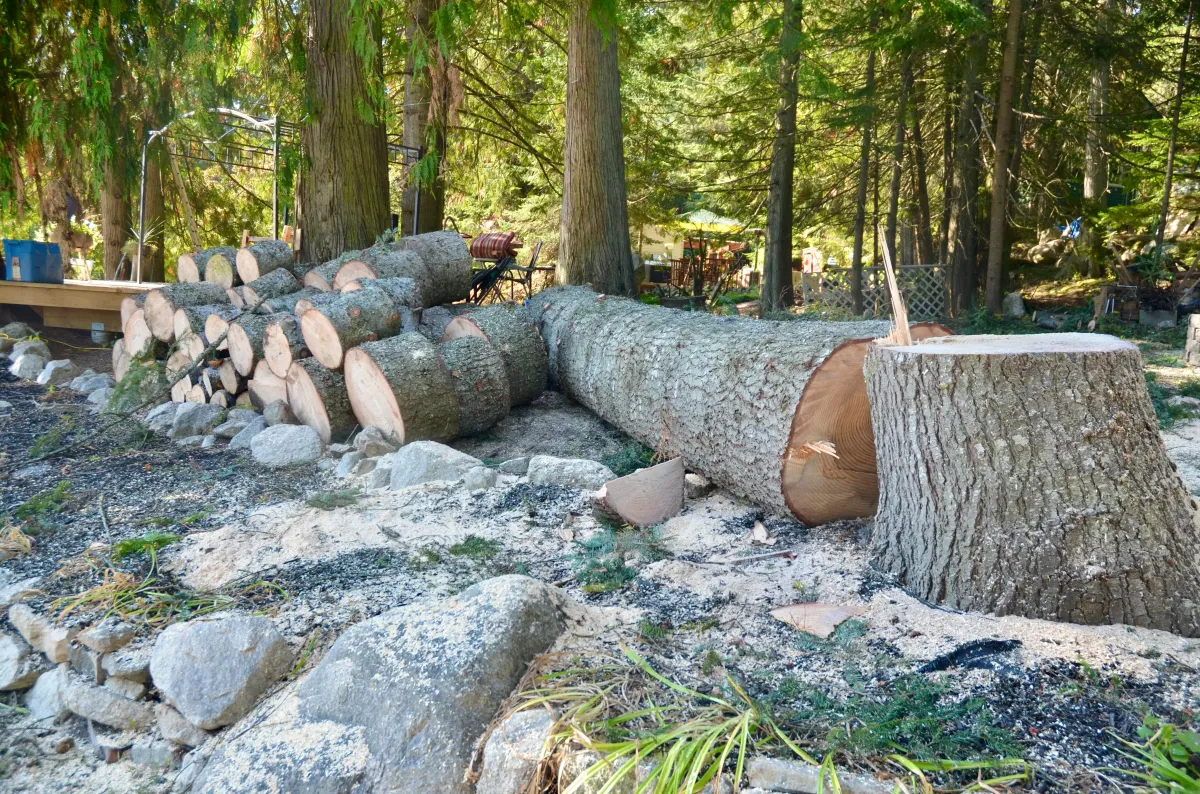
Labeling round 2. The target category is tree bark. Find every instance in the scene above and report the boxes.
[333,248,428,293]
[984,0,1024,312]
[399,230,474,304]
[559,0,635,296]
[174,304,238,345]
[257,287,326,315]
[299,286,403,368]
[299,0,390,263]
[303,261,343,291]
[937,57,956,265]
[762,0,801,315]
[850,47,877,316]
[143,146,166,283]
[531,286,951,524]
[344,333,461,444]
[287,358,356,443]
[886,49,913,268]
[866,334,1200,637]
[102,157,127,280]
[910,95,936,266]
[166,139,201,254]
[143,282,231,341]
[400,0,447,236]
[178,247,237,284]
[436,335,511,436]
[1156,0,1195,249]
[1081,0,1116,275]
[947,5,988,313]
[439,304,548,406]
[242,268,302,308]
[1003,5,1042,269]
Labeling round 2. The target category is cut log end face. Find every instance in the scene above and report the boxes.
[303,272,334,291]
[300,309,344,369]
[235,248,259,283]
[286,363,333,444]
[204,254,236,288]
[343,347,405,445]
[781,322,953,526]
[177,255,200,283]
[227,322,256,377]
[438,317,487,342]
[332,260,375,291]
[142,291,175,341]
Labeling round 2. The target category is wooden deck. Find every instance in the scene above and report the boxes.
[0,279,162,331]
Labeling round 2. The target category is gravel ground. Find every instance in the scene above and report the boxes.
[2,367,1199,793]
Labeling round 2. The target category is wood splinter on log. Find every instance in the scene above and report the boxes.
[235,239,295,284]
[593,457,684,527]
[299,288,403,369]
[530,286,951,525]
[866,333,1200,637]
[286,358,356,443]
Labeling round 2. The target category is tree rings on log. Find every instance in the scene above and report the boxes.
[441,304,548,406]
[263,316,307,379]
[781,323,952,525]
[343,333,459,445]
[286,358,355,443]
[235,239,294,283]
[228,313,288,377]
[175,304,238,346]
[866,332,1200,637]
[302,261,341,291]
[120,294,147,329]
[143,282,230,342]
[123,309,158,358]
[248,360,288,408]
[177,246,237,284]
[299,288,403,369]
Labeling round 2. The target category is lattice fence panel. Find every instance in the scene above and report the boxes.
[800,265,949,319]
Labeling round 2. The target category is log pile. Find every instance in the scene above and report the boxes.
[120,232,542,447]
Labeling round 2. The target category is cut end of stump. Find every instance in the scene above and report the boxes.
[878,332,1137,357]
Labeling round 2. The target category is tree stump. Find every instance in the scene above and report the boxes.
[343,333,460,444]
[235,240,294,283]
[287,358,356,443]
[865,333,1200,637]
[440,304,548,406]
[299,288,403,369]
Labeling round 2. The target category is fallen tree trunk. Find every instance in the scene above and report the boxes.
[175,304,238,346]
[263,316,307,379]
[248,360,288,408]
[343,333,460,444]
[144,282,230,341]
[865,333,1200,637]
[242,268,301,308]
[177,246,237,284]
[235,240,294,283]
[299,287,403,369]
[437,335,511,436]
[228,313,289,376]
[287,358,355,443]
[440,304,548,406]
[530,286,951,524]
[398,231,473,305]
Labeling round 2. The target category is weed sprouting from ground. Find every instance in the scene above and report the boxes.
[15,480,72,534]
[1108,716,1200,791]
[449,535,501,559]
[28,417,73,459]
[571,523,670,594]
[601,442,657,477]
[638,620,672,641]
[305,488,361,510]
[111,532,180,563]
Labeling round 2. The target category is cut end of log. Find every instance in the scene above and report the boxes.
[302,271,334,291]
[332,260,375,291]
[226,322,257,377]
[782,322,953,526]
[299,308,344,369]
[205,314,231,351]
[286,361,335,444]
[248,360,287,408]
[226,288,245,309]
[142,290,175,341]
[343,347,406,445]
[235,247,260,284]
[438,317,487,342]
[340,281,363,293]
[177,254,200,283]
[204,254,237,289]
[593,457,684,527]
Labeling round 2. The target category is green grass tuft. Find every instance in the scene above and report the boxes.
[111,532,180,563]
[571,524,670,594]
[449,535,501,559]
[602,442,657,477]
[305,488,362,510]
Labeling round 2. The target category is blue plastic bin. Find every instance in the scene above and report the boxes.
[2,240,64,283]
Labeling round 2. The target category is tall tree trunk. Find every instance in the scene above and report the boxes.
[299,0,390,263]
[984,0,1024,312]
[102,158,127,280]
[762,0,802,315]
[947,5,988,314]
[886,55,912,267]
[400,0,447,236]
[850,47,877,316]
[558,0,634,296]
[1156,0,1196,249]
[1002,4,1041,267]
[937,57,956,264]
[1081,0,1116,275]
[911,81,937,265]
[143,145,166,283]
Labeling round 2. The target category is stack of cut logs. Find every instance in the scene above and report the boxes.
[116,232,549,444]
